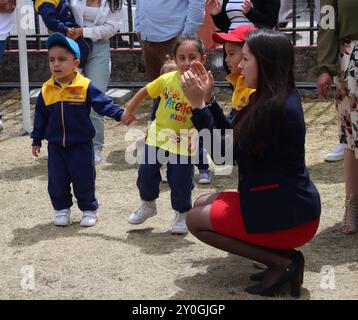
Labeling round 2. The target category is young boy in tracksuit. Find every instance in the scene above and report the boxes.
[34,0,92,69]
[31,33,130,227]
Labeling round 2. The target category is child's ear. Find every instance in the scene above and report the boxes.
[74,59,81,67]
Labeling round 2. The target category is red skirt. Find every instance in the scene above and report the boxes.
[210,191,320,249]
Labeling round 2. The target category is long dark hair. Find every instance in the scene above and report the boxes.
[232,29,295,156]
[107,0,123,12]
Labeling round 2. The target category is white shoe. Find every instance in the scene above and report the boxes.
[324,143,345,162]
[161,167,168,183]
[80,211,97,227]
[0,116,3,131]
[94,148,102,165]
[128,200,157,224]
[170,211,188,235]
[54,208,71,226]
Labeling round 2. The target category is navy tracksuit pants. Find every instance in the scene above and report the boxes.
[48,142,98,211]
[137,144,194,213]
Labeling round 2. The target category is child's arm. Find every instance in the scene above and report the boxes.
[121,87,149,124]
[35,1,69,35]
[125,87,149,114]
[87,82,131,123]
[31,93,48,156]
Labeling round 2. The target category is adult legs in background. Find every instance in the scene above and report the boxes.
[83,40,111,164]
[335,39,358,234]
[0,40,6,63]
[141,37,178,81]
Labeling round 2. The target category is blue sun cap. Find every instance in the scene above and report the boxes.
[47,32,81,60]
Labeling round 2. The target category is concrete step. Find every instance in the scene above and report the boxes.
[105,88,133,105]
[29,88,133,106]
[29,88,41,104]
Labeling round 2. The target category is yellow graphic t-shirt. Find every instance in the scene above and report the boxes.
[226,73,256,110]
[146,71,196,156]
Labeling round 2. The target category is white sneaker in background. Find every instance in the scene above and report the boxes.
[198,170,212,184]
[161,167,168,183]
[0,116,3,132]
[94,147,102,165]
[170,211,188,235]
[54,208,71,226]
[324,143,345,162]
[128,200,157,224]
[80,211,97,227]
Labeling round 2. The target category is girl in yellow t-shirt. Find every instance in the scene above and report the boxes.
[122,34,207,235]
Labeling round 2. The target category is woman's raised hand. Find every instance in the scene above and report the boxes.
[180,69,206,109]
[190,61,214,103]
[206,0,222,16]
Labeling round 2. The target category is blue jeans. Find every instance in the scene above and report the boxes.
[0,40,6,63]
[83,40,111,149]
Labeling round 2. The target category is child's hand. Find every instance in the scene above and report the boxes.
[72,28,83,40]
[66,28,76,39]
[121,109,136,126]
[32,146,41,157]
[242,0,253,14]
[206,0,222,16]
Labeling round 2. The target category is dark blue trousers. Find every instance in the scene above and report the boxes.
[137,144,194,213]
[48,142,98,211]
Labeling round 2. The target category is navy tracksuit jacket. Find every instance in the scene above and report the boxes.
[31,72,124,211]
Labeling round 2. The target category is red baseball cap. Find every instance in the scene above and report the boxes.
[212,25,257,44]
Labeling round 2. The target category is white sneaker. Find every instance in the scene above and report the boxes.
[324,143,345,162]
[170,211,188,235]
[161,167,168,183]
[198,170,212,184]
[128,200,157,224]
[54,208,71,226]
[80,210,97,227]
[0,116,3,132]
[94,148,102,165]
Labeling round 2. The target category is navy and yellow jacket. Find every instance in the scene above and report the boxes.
[34,0,77,34]
[31,72,123,147]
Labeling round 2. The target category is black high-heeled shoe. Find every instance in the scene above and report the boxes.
[249,251,305,284]
[245,256,303,298]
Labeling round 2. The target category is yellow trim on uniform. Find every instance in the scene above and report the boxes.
[226,73,256,111]
[41,73,90,107]
[34,0,61,12]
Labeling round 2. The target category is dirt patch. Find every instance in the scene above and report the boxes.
[0,89,357,300]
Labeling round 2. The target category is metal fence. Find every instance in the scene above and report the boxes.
[5,0,318,51]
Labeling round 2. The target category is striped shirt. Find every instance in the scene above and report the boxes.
[225,0,254,30]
